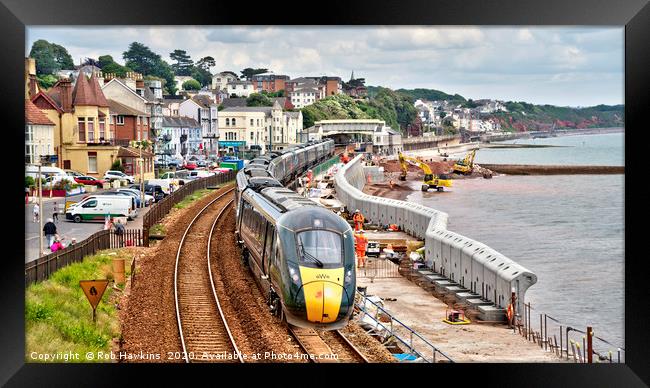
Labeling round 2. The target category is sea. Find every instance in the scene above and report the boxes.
[408,132,625,353]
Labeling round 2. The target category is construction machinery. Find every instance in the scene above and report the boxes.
[453,149,477,175]
[398,152,452,192]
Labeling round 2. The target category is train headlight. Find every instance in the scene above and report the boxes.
[344,270,352,285]
[289,266,300,285]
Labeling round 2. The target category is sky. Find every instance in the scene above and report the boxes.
[27,26,624,107]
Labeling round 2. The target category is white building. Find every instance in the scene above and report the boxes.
[160,116,202,159]
[25,99,56,165]
[226,80,255,97]
[212,71,239,91]
[179,95,219,156]
[219,101,302,154]
[174,76,197,92]
[289,87,320,109]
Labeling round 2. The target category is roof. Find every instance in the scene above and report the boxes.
[108,99,148,117]
[118,146,154,158]
[191,94,217,108]
[292,88,319,94]
[25,99,55,125]
[221,106,273,114]
[72,72,96,106]
[142,86,157,102]
[162,116,201,128]
[228,80,253,86]
[285,111,301,118]
[220,97,287,109]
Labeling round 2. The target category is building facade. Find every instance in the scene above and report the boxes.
[25,99,56,165]
[226,81,256,97]
[178,95,219,156]
[160,116,203,160]
[211,71,239,91]
[250,73,289,93]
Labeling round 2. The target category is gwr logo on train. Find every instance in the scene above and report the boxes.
[315,274,330,280]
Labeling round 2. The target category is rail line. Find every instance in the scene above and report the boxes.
[333,330,371,363]
[174,187,243,363]
[288,325,370,363]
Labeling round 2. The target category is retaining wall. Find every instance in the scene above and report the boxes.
[334,155,537,317]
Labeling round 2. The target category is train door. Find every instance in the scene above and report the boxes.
[262,222,275,276]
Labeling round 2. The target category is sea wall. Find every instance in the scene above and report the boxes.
[334,155,537,317]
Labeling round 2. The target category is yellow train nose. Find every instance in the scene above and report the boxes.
[302,281,344,323]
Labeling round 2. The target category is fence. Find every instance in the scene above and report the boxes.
[25,228,142,285]
[355,291,454,363]
[142,170,235,246]
[357,257,401,281]
[517,302,625,363]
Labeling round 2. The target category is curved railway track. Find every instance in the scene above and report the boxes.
[174,188,243,363]
[288,325,369,363]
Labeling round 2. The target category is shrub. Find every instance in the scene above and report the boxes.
[110,159,125,173]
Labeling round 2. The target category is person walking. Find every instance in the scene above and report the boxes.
[33,203,40,223]
[43,218,57,249]
[353,209,365,232]
[52,202,59,222]
[354,230,368,268]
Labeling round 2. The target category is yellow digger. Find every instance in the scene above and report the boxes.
[453,149,477,175]
[398,152,453,192]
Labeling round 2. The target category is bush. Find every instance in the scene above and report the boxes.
[110,160,125,173]
[182,79,201,91]
[25,176,35,188]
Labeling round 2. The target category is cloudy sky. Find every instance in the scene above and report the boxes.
[27,26,623,107]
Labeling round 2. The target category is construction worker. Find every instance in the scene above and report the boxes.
[354,230,368,268]
[389,180,394,189]
[353,209,365,232]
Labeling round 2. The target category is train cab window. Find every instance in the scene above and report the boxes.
[296,230,343,266]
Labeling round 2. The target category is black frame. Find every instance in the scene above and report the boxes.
[4,0,648,385]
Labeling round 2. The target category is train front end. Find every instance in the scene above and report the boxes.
[276,207,356,330]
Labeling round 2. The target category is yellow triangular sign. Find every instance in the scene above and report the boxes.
[79,280,109,309]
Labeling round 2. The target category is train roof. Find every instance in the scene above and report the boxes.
[242,166,273,178]
[260,187,319,212]
[247,177,283,190]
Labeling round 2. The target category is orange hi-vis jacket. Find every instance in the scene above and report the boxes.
[353,213,365,224]
[354,233,368,253]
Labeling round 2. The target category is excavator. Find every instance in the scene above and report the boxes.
[452,149,477,175]
[398,152,453,192]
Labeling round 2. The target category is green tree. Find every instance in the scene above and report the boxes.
[169,49,193,76]
[240,67,268,80]
[196,56,215,71]
[36,74,58,89]
[110,159,125,173]
[246,93,273,107]
[97,55,132,77]
[123,42,176,95]
[190,66,212,87]
[182,79,201,90]
[29,40,74,75]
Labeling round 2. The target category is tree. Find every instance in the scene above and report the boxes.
[97,55,132,77]
[190,66,212,87]
[110,159,125,173]
[196,56,215,71]
[169,49,193,76]
[246,93,273,107]
[29,39,74,75]
[123,42,176,95]
[240,67,268,80]
[36,74,58,89]
[82,57,100,67]
[182,79,201,90]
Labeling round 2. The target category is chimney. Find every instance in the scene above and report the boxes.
[26,57,36,76]
[59,78,73,112]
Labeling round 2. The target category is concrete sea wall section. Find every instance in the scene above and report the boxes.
[334,155,537,318]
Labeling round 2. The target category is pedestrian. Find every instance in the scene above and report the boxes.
[52,202,59,222]
[50,238,64,252]
[43,218,57,249]
[354,230,368,268]
[33,203,40,223]
[114,219,125,236]
[353,209,365,232]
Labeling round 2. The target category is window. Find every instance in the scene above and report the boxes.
[226,118,230,126]
[117,115,124,125]
[82,199,97,208]
[250,119,254,126]
[88,152,97,173]
[296,230,343,266]
[250,132,254,140]
[232,118,236,126]
[78,118,86,142]
[99,119,106,140]
[87,118,95,142]
[256,119,260,126]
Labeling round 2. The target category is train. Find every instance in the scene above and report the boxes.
[235,139,356,330]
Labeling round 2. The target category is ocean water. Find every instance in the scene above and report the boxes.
[408,133,625,352]
[470,132,625,166]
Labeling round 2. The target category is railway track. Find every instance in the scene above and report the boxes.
[288,325,369,363]
[174,188,243,363]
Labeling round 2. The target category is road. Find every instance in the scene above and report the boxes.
[25,190,149,263]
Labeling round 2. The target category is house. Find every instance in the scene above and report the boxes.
[226,80,255,97]
[106,99,150,144]
[159,116,202,160]
[178,95,219,156]
[219,97,292,110]
[219,100,302,154]
[250,73,289,93]
[211,71,239,91]
[288,87,319,109]
[25,99,56,165]
[30,66,121,176]
[162,97,184,117]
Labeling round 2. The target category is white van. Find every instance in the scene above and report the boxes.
[65,195,137,223]
[25,165,68,179]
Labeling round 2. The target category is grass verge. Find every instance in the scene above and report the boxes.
[25,249,133,363]
[173,188,211,209]
[148,223,166,237]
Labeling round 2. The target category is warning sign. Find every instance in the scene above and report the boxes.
[79,280,109,309]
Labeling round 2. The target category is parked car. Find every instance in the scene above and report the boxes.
[103,170,135,184]
[74,176,105,187]
[196,160,207,168]
[117,188,155,206]
[100,190,143,208]
[43,175,75,188]
[184,161,197,170]
[366,241,381,258]
[167,160,180,168]
[129,184,166,202]
[65,169,84,177]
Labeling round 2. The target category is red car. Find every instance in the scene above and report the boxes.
[74,176,105,187]
[184,161,197,170]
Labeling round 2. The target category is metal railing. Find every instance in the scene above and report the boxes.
[25,228,142,285]
[357,257,401,281]
[142,170,235,246]
[354,291,454,363]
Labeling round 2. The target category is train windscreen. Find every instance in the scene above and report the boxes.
[296,230,343,266]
